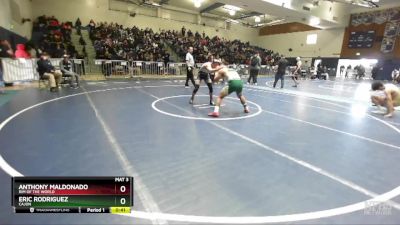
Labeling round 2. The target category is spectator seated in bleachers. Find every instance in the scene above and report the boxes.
[14,44,31,59]
[37,53,62,92]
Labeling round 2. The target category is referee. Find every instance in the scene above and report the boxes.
[185,46,196,88]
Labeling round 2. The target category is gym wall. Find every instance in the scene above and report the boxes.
[0,0,33,39]
[255,28,345,58]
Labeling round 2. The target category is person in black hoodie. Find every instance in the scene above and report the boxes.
[272,55,289,88]
[37,53,62,92]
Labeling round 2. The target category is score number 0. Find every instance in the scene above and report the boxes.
[119,185,127,205]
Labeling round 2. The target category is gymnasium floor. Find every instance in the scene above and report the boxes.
[1,77,400,225]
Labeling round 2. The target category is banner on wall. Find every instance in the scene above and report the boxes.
[362,12,374,25]
[388,8,400,22]
[374,11,388,24]
[384,22,399,37]
[351,14,362,26]
[381,37,395,53]
[351,7,400,26]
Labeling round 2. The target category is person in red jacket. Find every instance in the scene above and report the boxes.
[14,44,30,59]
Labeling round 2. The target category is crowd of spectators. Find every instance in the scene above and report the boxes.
[32,15,79,58]
[29,16,281,66]
[88,19,279,65]
[89,21,167,61]
[162,26,279,64]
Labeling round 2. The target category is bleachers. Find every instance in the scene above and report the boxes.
[87,20,280,65]
[32,15,78,58]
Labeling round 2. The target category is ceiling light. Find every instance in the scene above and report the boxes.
[223,5,241,11]
[223,5,241,16]
[253,23,265,27]
[226,19,240,24]
[255,16,261,23]
[310,17,320,26]
[193,0,201,8]
[266,19,285,25]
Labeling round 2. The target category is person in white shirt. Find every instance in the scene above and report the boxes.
[189,56,223,105]
[185,46,196,87]
[292,57,302,87]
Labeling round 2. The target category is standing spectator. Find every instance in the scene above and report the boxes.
[88,19,96,33]
[320,65,328,80]
[317,63,323,79]
[371,64,380,80]
[37,53,62,92]
[75,18,82,28]
[339,65,345,77]
[309,66,316,79]
[15,44,31,59]
[345,65,352,78]
[291,57,302,87]
[247,52,261,85]
[355,64,365,80]
[163,53,170,74]
[185,46,195,87]
[181,26,186,37]
[273,55,289,88]
[0,40,14,94]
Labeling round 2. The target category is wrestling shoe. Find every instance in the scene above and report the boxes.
[244,107,250,113]
[208,112,220,117]
[189,99,193,104]
[210,101,215,106]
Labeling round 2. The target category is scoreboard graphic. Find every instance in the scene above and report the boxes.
[12,177,133,213]
[348,31,375,48]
